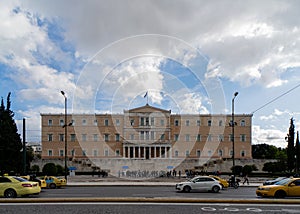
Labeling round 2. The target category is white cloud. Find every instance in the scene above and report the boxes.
[252,125,287,148]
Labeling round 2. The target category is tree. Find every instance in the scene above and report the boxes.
[42,163,57,175]
[252,144,284,159]
[0,93,23,174]
[296,131,300,173]
[286,118,295,172]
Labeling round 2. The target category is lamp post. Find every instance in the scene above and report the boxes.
[61,91,68,181]
[232,91,238,184]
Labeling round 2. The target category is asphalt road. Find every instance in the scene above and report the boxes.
[1,202,300,214]
[39,186,257,199]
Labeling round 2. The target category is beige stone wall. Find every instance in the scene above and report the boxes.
[41,106,252,162]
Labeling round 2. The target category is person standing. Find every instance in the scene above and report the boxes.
[243,174,249,185]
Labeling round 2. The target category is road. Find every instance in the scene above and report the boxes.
[1,202,300,214]
[39,186,257,198]
[1,186,300,214]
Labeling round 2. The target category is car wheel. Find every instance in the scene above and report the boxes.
[49,183,56,189]
[274,190,286,198]
[183,186,191,193]
[4,189,17,198]
[212,185,220,193]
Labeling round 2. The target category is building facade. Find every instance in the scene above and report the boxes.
[41,104,252,173]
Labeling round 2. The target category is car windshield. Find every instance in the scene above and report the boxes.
[274,178,291,185]
[13,176,28,182]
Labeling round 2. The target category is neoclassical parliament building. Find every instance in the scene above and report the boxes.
[41,104,252,174]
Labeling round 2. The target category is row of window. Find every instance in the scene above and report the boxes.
[47,148,247,157]
[47,133,247,142]
[47,118,247,127]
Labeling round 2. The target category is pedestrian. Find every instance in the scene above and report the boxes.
[243,174,249,185]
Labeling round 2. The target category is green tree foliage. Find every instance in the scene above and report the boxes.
[296,131,300,173]
[0,93,23,174]
[242,164,258,175]
[30,165,40,173]
[252,144,284,159]
[42,163,57,175]
[56,164,64,176]
[263,161,286,173]
[286,118,295,172]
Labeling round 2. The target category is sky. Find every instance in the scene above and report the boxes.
[0,0,299,148]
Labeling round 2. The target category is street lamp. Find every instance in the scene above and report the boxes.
[232,91,238,184]
[61,91,68,181]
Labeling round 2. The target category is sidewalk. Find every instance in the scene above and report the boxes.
[66,175,263,187]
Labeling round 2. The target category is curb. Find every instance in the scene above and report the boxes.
[1,197,300,204]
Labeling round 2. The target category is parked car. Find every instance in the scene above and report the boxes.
[209,175,229,189]
[43,176,67,189]
[21,175,47,188]
[0,176,41,198]
[256,177,300,198]
[175,176,222,193]
[263,177,287,185]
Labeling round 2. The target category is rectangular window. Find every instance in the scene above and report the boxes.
[140,117,145,126]
[151,117,154,126]
[150,131,155,140]
[70,134,76,142]
[219,134,224,142]
[130,119,134,126]
[59,134,64,142]
[71,119,75,126]
[145,131,150,140]
[94,120,98,126]
[229,134,234,142]
[48,150,53,156]
[185,150,190,157]
[93,134,98,142]
[130,134,134,140]
[59,150,64,157]
[116,149,120,156]
[196,134,201,142]
[240,134,246,142]
[160,119,164,126]
[48,134,53,142]
[82,119,87,126]
[174,134,179,141]
[93,150,98,157]
[185,134,190,142]
[82,150,87,156]
[116,119,120,126]
[60,119,64,126]
[219,120,223,126]
[104,119,109,126]
[175,120,179,126]
[197,120,201,126]
[186,120,190,126]
[208,120,212,126]
[82,134,87,142]
[207,134,212,141]
[240,120,245,126]
[104,149,109,156]
[140,131,144,140]
[145,117,149,126]
[48,119,53,126]
[196,150,201,157]
[104,134,109,142]
[160,133,165,140]
[174,150,179,157]
[115,134,120,141]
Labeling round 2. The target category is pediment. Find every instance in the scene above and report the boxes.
[126,104,171,114]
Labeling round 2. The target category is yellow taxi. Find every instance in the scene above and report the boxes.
[43,176,67,189]
[209,175,229,189]
[21,175,47,188]
[0,176,41,198]
[256,177,300,198]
